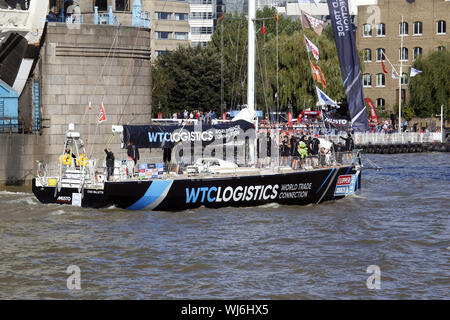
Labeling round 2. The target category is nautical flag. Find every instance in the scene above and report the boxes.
[98,103,106,123]
[316,87,338,107]
[392,70,399,79]
[381,57,388,74]
[365,98,378,123]
[410,68,423,77]
[304,35,320,61]
[310,61,327,88]
[298,0,320,6]
[326,0,368,132]
[301,10,325,36]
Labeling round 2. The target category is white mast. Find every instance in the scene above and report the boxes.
[247,0,256,113]
[247,0,257,167]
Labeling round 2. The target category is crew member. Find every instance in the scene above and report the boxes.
[104,148,115,181]
[126,141,140,177]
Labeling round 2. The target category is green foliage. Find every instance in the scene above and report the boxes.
[152,45,221,116]
[408,50,450,118]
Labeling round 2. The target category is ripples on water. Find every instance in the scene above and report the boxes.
[0,153,449,299]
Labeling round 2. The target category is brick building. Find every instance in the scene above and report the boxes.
[357,0,449,111]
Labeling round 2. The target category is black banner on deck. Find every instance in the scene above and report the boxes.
[122,120,255,148]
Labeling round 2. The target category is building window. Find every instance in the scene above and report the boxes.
[399,22,408,35]
[174,32,188,40]
[376,98,385,110]
[401,73,408,85]
[413,47,422,59]
[156,50,167,57]
[363,24,372,37]
[191,27,213,35]
[413,21,422,35]
[156,12,171,20]
[363,74,372,87]
[94,0,107,11]
[376,73,385,87]
[115,0,130,11]
[156,32,171,39]
[376,48,385,61]
[399,47,408,61]
[364,49,372,62]
[437,20,446,34]
[190,12,213,19]
[377,23,386,36]
[192,42,208,48]
[175,13,188,21]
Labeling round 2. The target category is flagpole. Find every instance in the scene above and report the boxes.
[398,16,404,134]
[276,14,279,123]
[299,11,318,109]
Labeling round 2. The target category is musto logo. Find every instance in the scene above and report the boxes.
[56,196,71,203]
[186,185,279,204]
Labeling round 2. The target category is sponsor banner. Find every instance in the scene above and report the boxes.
[123,120,254,148]
[322,111,350,130]
[334,174,357,196]
[185,182,314,205]
[327,0,369,132]
[230,110,263,118]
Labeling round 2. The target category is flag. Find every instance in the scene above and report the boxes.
[410,68,422,77]
[301,10,325,36]
[381,57,388,74]
[392,70,399,79]
[98,103,106,123]
[316,87,338,108]
[327,0,368,131]
[365,98,378,123]
[298,0,320,5]
[304,35,320,61]
[310,61,327,88]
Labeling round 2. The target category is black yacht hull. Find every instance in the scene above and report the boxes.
[32,166,361,211]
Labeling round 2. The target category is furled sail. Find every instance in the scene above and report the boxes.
[326,0,369,132]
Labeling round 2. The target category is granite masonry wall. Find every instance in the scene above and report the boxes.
[0,23,156,187]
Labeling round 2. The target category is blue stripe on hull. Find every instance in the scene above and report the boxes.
[127,180,173,210]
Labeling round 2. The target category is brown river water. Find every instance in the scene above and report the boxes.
[0,153,449,299]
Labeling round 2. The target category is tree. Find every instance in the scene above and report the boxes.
[409,50,450,118]
[152,45,221,116]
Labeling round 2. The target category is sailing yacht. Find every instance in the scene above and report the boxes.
[32,0,363,211]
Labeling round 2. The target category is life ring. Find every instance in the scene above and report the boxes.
[76,155,89,167]
[59,154,72,165]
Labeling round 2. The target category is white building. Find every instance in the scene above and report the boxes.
[189,0,217,47]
